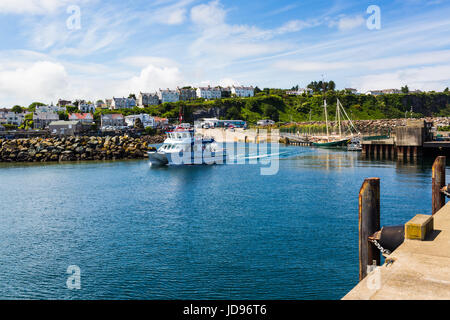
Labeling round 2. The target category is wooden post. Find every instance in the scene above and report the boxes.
[432,156,446,215]
[359,178,381,281]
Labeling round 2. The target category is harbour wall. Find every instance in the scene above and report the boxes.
[0,135,160,163]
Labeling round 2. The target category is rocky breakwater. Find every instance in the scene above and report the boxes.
[0,135,157,162]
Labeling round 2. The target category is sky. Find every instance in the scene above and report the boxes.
[0,0,449,107]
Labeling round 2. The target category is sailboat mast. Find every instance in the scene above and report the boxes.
[324,99,329,140]
[337,99,342,137]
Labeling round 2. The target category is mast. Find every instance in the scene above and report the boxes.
[179,105,183,125]
[309,109,312,136]
[324,99,329,140]
[337,98,342,137]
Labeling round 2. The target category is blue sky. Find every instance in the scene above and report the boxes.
[0,0,449,106]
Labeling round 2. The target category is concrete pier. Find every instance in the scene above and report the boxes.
[343,202,450,300]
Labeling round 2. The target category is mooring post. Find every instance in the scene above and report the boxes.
[359,178,381,281]
[432,156,446,215]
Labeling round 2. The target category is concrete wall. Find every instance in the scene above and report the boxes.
[395,127,424,146]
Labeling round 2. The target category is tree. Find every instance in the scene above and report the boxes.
[401,85,409,94]
[66,105,78,113]
[11,105,23,113]
[129,94,136,100]
[307,80,336,93]
[28,102,45,112]
[444,87,449,93]
[134,118,144,129]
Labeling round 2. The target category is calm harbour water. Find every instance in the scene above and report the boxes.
[0,145,438,300]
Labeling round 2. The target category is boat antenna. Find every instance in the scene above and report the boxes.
[322,74,329,141]
[179,105,183,125]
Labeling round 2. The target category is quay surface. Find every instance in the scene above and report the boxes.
[343,202,450,300]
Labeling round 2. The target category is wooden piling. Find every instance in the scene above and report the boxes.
[359,178,381,281]
[432,156,446,215]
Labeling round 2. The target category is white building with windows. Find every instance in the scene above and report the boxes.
[230,85,254,97]
[125,114,155,128]
[79,103,96,113]
[111,97,137,110]
[286,88,313,95]
[0,109,28,126]
[196,86,222,100]
[35,105,66,113]
[158,89,180,104]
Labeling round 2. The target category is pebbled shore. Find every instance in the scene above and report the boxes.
[0,135,164,163]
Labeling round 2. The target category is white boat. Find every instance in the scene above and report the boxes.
[347,138,362,151]
[148,127,226,166]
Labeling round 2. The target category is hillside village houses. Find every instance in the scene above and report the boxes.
[345,88,359,95]
[0,108,29,126]
[230,85,255,97]
[33,112,59,129]
[68,113,95,124]
[177,87,197,101]
[125,114,155,128]
[154,117,169,128]
[196,86,222,100]
[35,104,66,113]
[286,88,314,95]
[57,99,72,107]
[100,114,125,128]
[137,92,160,107]
[79,103,96,113]
[111,97,137,110]
[158,89,180,104]
[49,120,83,135]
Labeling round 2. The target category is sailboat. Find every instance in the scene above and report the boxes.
[312,99,359,148]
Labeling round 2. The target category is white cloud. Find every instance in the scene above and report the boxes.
[329,15,365,31]
[125,64,184,94]
[356,64,450,92]
[191,0,226,26]
[120,56,179,68]
[0,0,88,15]
[0,61,69,105]
[273,50,450,73]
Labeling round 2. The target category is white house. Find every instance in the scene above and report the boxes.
[33,112,59,129]
[286,88,313,95]
[79,103,96,113]
[158,89,180,104]
[68,113,94,124]
[111,97,137,110]
[0,109,29,126]
[230,85,254,97]
[196,86,222,100]
[125,114,155,128]
[35,105,66,113]
[345,88,359,95]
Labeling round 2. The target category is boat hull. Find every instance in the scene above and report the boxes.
[312,139,349,148]
[147,151,169,166]
[166,151,227,165]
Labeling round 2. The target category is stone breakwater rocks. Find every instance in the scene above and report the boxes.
[296,117,450,133]
[0,135,161,163]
